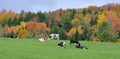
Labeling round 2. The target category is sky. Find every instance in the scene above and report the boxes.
[0,0,120,13]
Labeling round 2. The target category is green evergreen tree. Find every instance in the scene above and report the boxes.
[12,17,18,26]
[50,26,59,34]
[7,18,12,26]
[82,8,86,16]
[58,28,67,40]
[117,32,120,39]
[37,11,46,22]
[70,9,76,20]
[63,18,73,32]
[97,21,117,42]
[74,29,79,39]
[25,12,32,22]
[18,15,23,25]
[1,19,7,27]
[50,19,56,28]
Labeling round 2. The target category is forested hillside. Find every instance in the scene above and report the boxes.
[0,3,120,42]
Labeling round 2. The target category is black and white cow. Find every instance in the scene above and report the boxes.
[75,43,88,49]
[70,38,79,45]
[48,34,59,40]
[58,42,66,48]
[9,35,18,38]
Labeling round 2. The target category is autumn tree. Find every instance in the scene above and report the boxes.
[90,14,98,26]
[0,9,9,23]
[88,6,97,14]
[36,23,50,38]
[97,21,117,42]
[18,28,28,38]
[83,13,92,25]
[60,9,71,22]
[26,22,50,38]
[67,27,76,37]
[80,19,91,40]
[97,13,106,24]
[71,18,80,27]
[26,22,37,32]
[10,26,19,36]
[3,25,10,37]
[105,11,120,33]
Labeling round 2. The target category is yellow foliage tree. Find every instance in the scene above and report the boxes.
[19,21,26,29]
[0,9,17,23]
[97,13,106,24]
[74,9,83,19]
[18,28,28,38]
[71,18,80,26]
[0,13,9,23]
[84,14,91,24]
[78,26,83,34]
[61,9,71,21]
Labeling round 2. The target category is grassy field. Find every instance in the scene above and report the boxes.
[0,38,120,59]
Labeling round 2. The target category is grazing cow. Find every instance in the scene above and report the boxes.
[75,43,88,49]
[70,38,79,45]
[58,42,66,48]
[9,35,18,38]
[38,38,45,42]
[49,34,59,40]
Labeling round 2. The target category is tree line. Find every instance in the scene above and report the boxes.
[0,3,120,42]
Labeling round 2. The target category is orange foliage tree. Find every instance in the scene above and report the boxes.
[67,27,76,37]
[10,26,19,35]
[67,26,83,37]
[26,22,50,33]
[3,25,10,37]
[26,22,37,32]
[18,28,28,38]
[0,9,17,23]
[105,11,120,33]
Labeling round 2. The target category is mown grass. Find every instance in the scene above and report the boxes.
[0,38,120,59]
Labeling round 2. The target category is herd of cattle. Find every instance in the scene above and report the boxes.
[9,34,88,49]
[38,34,88,49]
[58,38,88,49]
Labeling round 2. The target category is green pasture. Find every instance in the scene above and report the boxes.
[0,38,120,59]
